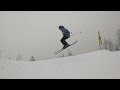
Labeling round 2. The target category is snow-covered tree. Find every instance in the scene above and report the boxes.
[30,56,36,61]
[103,38,109,50]
[114,43,120,51]
[16,54,22,61]
[116,30,120,50]
[0,50,2,59]
[68,50,73,56]
[117,29,120,45]
[60,54,65,58]
[108,39,114,51]
[9,57,11,60]
[18,54,22,60]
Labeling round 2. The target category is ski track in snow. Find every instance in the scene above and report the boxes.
[0,50,120,79]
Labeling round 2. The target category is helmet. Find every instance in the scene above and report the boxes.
[59,26,64,29]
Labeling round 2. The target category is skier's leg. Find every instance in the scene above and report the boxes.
[61,36,66,46]
[61,36,69,48]
[64,36,69,45]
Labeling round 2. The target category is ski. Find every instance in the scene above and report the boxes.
[54,40,77,55]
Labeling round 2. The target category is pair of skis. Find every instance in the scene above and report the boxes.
[53,40,77,55]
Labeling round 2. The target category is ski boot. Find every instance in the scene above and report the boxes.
[62,44,70,49]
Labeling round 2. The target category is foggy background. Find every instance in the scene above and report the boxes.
[0,11,120,61]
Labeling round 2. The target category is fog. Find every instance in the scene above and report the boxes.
[0,11,120,60]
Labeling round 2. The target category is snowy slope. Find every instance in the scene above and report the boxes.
[0,50,120,79]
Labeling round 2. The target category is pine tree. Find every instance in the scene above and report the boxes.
[68,50,73,56]
[108,39,114,51]
[18,54,22,60]
[103,38,109,50]
[0,50,2,59]
[60,54,65,58]
[116,30,120,50]
[30,56,35,61]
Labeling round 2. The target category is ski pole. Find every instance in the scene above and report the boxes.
[70,32,81,37]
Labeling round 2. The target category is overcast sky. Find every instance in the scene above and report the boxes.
[0,11,120,60]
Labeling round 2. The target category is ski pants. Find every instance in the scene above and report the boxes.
[61,36,69,46]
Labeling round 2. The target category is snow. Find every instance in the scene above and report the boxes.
[0,50,120,79]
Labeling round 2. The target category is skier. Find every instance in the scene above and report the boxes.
[54,26,80,54]
[59,26,71,49]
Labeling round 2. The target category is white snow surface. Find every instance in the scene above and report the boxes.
[0,50,120,79]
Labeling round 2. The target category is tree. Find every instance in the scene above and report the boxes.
[103,29,120,51]
[30,56,36,61]
[0,50,2,59]
[9,57,11,60]
[114,43,120,51]
[68,50,73,56]
[103,38,109,50]
[117,30,120,45]
[18,54,22,60]
[108,39,114,51]
[16,54,22,61]
[60,54,65,58]
[16,57,19,61]
[116,29,120,50]
[59,50,73,58]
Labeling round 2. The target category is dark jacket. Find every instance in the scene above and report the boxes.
[61,28,70,37]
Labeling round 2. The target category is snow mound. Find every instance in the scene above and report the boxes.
[0,50,120,79]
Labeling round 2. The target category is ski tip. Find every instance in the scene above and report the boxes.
[75,40,78,43]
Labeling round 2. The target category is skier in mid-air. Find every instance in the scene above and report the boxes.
[54,26,80,54]
[59,26,71,49]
